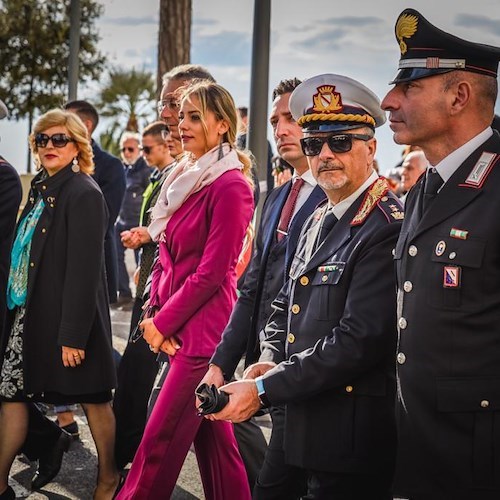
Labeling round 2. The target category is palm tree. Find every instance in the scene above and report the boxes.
[98,67,156,132]
[157,0,191,93]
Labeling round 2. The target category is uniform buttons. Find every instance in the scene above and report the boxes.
[480,400,490,408]
[403,281,413,293]
[321,275,328,282]
[381,196,388,202]
[41,228,46,233]
[345,385,353,393]
[408,245,418,257]
[398,317,408,329]
[30,262,35,268]
[449,252,457,260]
[287,333,295,344]
[299,276,309,286]
[41,185,47,190]
[397,352,406,364]
[50,204,54,208]
[291,304,300,314]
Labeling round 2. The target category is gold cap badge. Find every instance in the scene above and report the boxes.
[396,13,418,55]
[312,85,342,114]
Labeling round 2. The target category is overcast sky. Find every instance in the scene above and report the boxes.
[2,0,500,174]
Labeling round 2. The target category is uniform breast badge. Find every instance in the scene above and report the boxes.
[443,266,461,288]
[435,240,446,256]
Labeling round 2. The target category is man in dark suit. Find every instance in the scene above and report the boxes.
[210,74,402,499]
[381,9,500,500]
[64,100,126,305]
[201,78,325,497]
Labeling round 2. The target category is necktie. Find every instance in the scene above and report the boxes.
[315,208,338,250]
[422,168,443,213]
[277,177,305,241]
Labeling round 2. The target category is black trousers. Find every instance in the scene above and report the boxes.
[113,298,160,469]
[253,406,307,500]
[302,470,393,500]
[21,404,61,461]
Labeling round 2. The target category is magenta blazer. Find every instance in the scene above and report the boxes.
[149,170,254,358]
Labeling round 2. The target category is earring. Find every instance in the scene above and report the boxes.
[217,136,224,161]
[71,157,80,173]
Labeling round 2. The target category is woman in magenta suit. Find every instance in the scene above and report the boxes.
[117,82,254,499]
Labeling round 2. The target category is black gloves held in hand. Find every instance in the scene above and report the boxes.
[195,383,229,416]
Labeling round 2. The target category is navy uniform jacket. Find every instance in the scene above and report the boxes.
[211,180,325,380]
[394,131,500,499]
[260,178,402,474]
[0,157,22,339]
[92,141,126,303]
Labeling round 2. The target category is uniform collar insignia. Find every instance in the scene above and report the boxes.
[351,177,390,226]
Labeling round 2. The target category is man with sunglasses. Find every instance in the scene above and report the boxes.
[115,132,150,310]
[212,74,403,499]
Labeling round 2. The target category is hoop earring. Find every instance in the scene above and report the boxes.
[217,137,224,161]
[71,156,80,173]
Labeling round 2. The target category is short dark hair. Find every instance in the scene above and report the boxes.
[272,78,302,101]
[142,121,168,140]
[162,64,215,86]
[238,106,248,119]
[64,100,99,132]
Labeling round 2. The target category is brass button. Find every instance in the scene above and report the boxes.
[480,400,490,408]
[397,352,406,364]
[345,385,353,393]
[291,304,300,314]
[287,333,295,344]
[398,317,408,329]
[30,262,35,267]
[41,228,46,233]
[321,275,328,282]
[449,252,457,260]
[50,204,54,208]
[408,245,418,257]
[403,281,413,293]
[300,276,309,286]
[42,185,47,190]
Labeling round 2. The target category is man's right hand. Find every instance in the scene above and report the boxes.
[243,361,277,380]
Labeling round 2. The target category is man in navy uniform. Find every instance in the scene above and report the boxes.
[381,9,500,500]
[211,74,403,499]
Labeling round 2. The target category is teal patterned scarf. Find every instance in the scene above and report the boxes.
[6,197,45,309]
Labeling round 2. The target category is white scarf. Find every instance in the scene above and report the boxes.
[148,143,243,241]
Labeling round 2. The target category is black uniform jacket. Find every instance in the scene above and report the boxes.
[260,178,403,474]
[394,131,500,499]
[0,158,22,339]
[0,165,117,396]
[211,180,325,380]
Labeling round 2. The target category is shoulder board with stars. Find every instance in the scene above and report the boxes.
[351,177,393,226]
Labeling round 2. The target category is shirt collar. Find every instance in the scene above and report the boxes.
[329,169,379,221]
[292,168,317,187]
[433,127,493,183]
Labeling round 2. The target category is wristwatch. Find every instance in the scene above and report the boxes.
[255,376,270,408]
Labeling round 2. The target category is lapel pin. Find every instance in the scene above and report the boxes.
[435,240,446,256]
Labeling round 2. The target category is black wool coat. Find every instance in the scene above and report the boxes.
[1,164,117,396]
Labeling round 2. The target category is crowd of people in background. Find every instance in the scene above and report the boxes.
[1,7,500,500]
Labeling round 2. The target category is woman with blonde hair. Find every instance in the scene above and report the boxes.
[117,81,253,499]
[0,109,119,499]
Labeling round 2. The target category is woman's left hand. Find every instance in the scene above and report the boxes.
[141,318,166,354]
[62,346,86,368]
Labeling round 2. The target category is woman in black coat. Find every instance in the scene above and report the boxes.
[0,109,119,499]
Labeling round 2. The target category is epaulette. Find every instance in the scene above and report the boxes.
[351,177,394,226]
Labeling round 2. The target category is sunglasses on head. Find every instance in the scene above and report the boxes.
[121,146,137,153]
[300,133,373,156]
[35,133,75,149]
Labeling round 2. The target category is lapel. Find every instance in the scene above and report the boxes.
[261,182,291,255]
[285,185,326,269]
[410,134,500,240]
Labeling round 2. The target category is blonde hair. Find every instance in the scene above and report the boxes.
[180,81,254,191]
[29,109,94,174]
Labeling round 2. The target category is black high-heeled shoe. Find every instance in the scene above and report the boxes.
[0,485,15,499]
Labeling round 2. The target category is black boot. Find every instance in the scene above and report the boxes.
[31,430,72,490]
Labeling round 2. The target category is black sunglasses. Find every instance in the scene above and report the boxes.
[121,146,137,153]
[140,144,161,155]
[35,133,75,149]
[300,133,373,156]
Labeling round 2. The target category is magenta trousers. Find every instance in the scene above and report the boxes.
[116,353,251,500]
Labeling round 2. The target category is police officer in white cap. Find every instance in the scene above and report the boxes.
[210,74,403,499]
[382,9,500,500]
